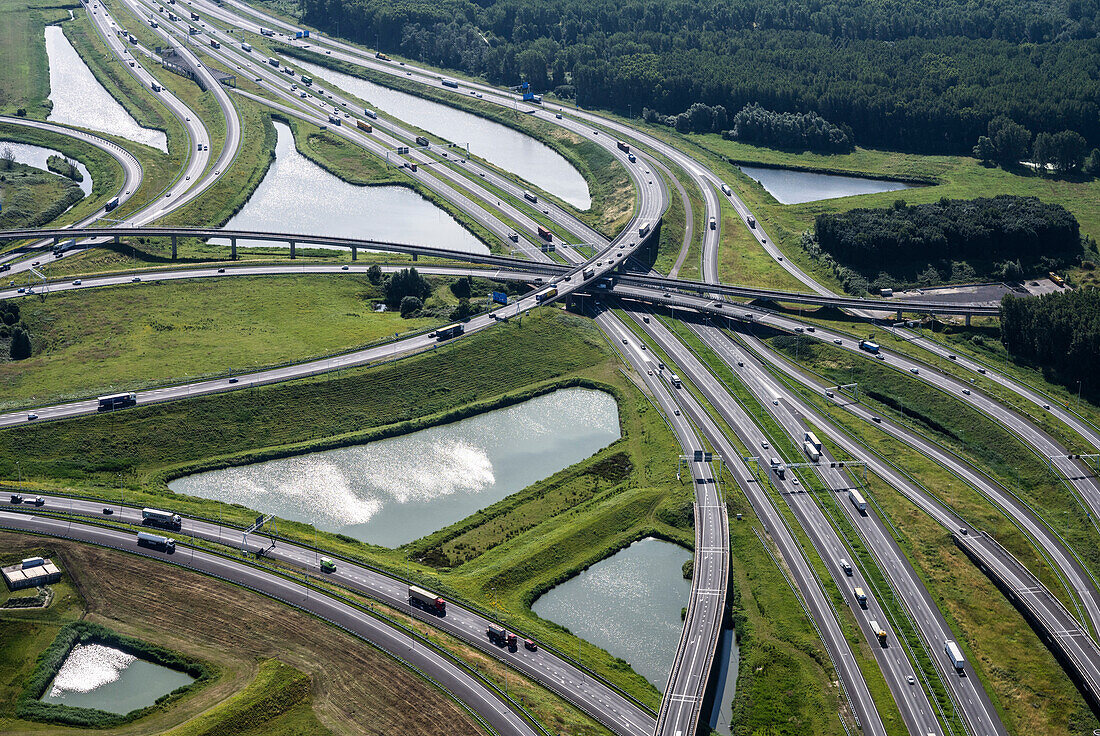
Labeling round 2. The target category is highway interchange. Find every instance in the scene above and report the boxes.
[4,1,1100,735]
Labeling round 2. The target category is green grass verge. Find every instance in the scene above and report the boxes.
[0,0,69,118]
[0,162,82,228]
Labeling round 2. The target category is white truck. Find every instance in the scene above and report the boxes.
[803,440,821,462]
[804,431,822,452]
[142,507,182,530]
[854,587,867,607]
[137,531,175,552]
[848,489,867,512]
[945,640,966,671]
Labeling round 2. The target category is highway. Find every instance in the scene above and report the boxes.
[0,509,540,736]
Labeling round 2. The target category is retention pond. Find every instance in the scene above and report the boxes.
[40,643,194,714]
[739,164,912,204]
[170,388,620,547]
[2,141,92,195]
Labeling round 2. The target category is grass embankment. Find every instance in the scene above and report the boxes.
[692,133,1100,292]
[0,274,453,409]
[650,163,696,277]
[0,0,69,118]
[0,533,483,735]
[277,45,636,239]
[0,162,82,228]
[1,122,124,226]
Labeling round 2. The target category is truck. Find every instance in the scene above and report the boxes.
[849,489,867,512]
[105,196,120,211]
[638,221,651,237]
[721,183,732,196]
[328,115,341,126]
[268,57,280,67]
[189,11,199,20]
[616,140,630,153]
[770,457,786,480]
[435,323,464,341]
[441,79,458,89]
[362,107,376,118]
[1049,271,1065,287]
[487,624,517,647]
[375,51,390,61]
[709,217,716,230]
[854,587,867,607]
[535,288,558,304]
[408,585,447,615]
[415,135,430,147]
[319,557,336,572]
[241,42,251,52]
[879,287,893,297]
[627,153,636,163]
[945,640,966,671]
[128,34,138,44]
[209,38,220,49]
[858,339,880,354]
[188,26,199,35]
[803,440,821,462]
[869,620,888,645]
[356,119,373,133]
[137,531,175,552]
[582,267,595,279]
[142,507,182,530]
[537,225,553,242]
[151,81,162,92]
[294,30,310,39]
[53,238,76,256]
[670,374,682,389]
[840,558,853,575]
[149,19,158,27]
[260,27,275,36]
[747,215,756,228]
[523,190,538,203]
[804,431,822,452]
[97,392,136,411]
[408,162,417,172]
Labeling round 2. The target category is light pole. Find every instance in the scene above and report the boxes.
[1078,380,1083,409]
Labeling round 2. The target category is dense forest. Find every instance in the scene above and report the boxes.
[297,0,1100,153]
[725,103,853,153]
[1001,289,1100,400]
[808,196,1081,291]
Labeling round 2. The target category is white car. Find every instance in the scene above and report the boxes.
[72,279,82,285]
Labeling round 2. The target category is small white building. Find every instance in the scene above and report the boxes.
[2,557,62,591]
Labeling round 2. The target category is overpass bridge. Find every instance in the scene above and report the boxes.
[2,227,1003,320]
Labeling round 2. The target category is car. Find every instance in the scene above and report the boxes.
[977,367,987,374]
[806,327,815,332]
[948,354,957,360]
[761,441,769,449]
[102,507,114,515]
[214,170,220,176]
[593,130,599,135]
[166,191,172,197]
[217,268,225,273]
[674,409,681,416]
[72,279,82,286]
[647,370,653,375]
[792,478,800,486]
[909,368,919,375]
[1044,404,1051,410]
[524,639,538,651]
[186,175,190,180]
[300,91,308,98]
[794,327,804,333]
[737,360,744,367]
[871,416,881,422]
[26,288,34,295]
[907,675,915,685]
[713,302,724,308]
[407,71,412,75]
[621,338,628,344]
[16,288,24,294]
[744,313,753,319]
[228,377,239,383]
[10,494,24,503]
[834,339,842,345]
[186,116,191,121]
[131,276,141,282]
[32,261,39,266]
[27,412,38,420]
[555,113,562,119]
[962,388,971,395]
[876,353,885,360]
[341,265,350,270]
[825,390,835,398]
[28,496,44,506]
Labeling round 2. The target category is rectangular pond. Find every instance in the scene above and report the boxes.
[169,388,620,547]
[41,643,194,715]
[739,164,912,204]
[531,536,694,690]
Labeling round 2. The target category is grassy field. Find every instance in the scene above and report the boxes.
[0,0,69,118]
[0,533,486,735]
[0,275,451,408]
[0,163,83,229]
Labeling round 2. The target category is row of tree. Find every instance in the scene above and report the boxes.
[724,102,853,152]
[643,103,728,134]
[813,195,1081,272]
[974,116,1100,173]
[0,302,30,360]
[299,0,1100,153]
[1001,289,1100,400]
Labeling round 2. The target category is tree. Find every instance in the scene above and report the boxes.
[9,326,31,360]
[987,116,1031,165]
[399,295,423,317]
[0,146,13,171]
[384,267,431,307]
[1085,148,1100,177]
[450,298,473,322]
[973,135,996,163]
[366,264,383,284]
[1052,130,1088,173]
[449,276,471,299]
[1031,132,1054,173]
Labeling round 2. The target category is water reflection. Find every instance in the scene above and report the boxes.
[739,164,911,204]
[2,141,93,195]
[291,57,592,209]
[41,644,194,714]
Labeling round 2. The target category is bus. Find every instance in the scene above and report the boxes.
[435,323,464,341]
[415,135,430,147]
[537,225,553,241]
[98,392,137,411]
[300,76,313,86]
[441,79,458,88]
[105,196,120,211]
[356,120,373,133]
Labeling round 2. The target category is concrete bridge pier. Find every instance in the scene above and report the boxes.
[230,237,237,260]
[966,314,972,326]
[351,246,357,261]
[289,240,296,259]
[412,252,418,262]
[171,235,177,260]
[113,234,120,245]
[896,309,903,321]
